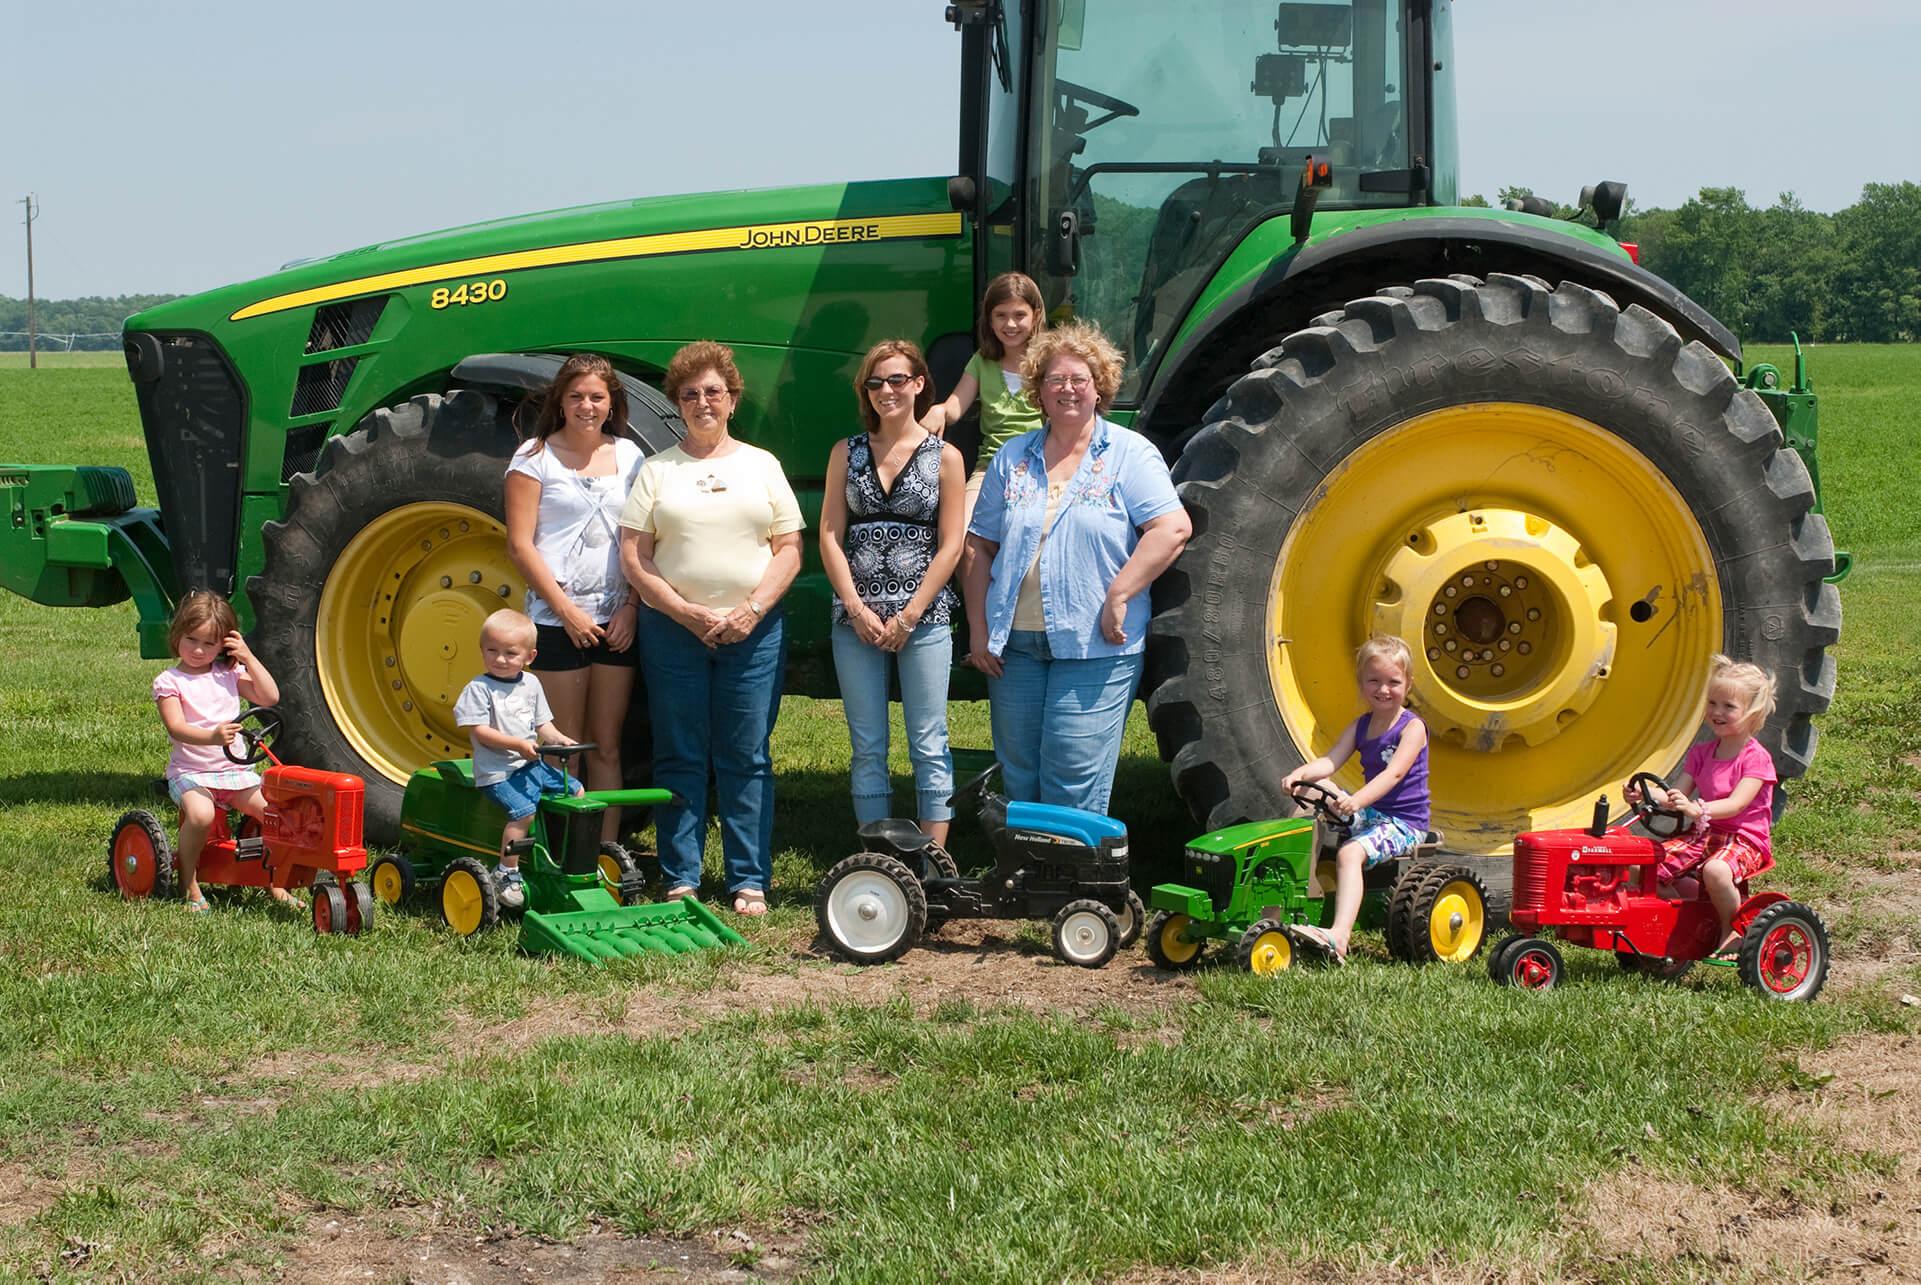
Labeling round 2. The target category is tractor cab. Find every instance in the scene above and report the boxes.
[953,0,1451,400]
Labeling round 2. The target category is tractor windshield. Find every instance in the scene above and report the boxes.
[1029,0,1414,400]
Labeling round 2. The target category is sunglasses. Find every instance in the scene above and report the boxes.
[862,373,920,390]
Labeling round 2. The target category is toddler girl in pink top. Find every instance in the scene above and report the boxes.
[1624,654,1779,957]
[152,591,284,913]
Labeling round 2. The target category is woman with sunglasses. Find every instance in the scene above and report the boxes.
[617,341,803,915]
[961,320,1191,814]
[819,340,965,844]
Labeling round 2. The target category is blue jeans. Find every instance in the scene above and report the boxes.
[637,603,786,895]
[987,629,1142,814]
[831,619,955,824]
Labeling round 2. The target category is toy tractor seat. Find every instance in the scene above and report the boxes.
[433,759,478,787]
[858,818,937,859]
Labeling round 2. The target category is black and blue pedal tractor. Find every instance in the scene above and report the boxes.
[813,762,1144,968]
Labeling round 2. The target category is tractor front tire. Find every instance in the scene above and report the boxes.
[1148,274,1839,854]
[251,392,525,844]
[1052,899,1122,969]
[109,810,175,901]
[1144,910,1207,971]
[1235,918,1293,975]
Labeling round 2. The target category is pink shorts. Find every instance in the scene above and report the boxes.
[1657,830,1772,886]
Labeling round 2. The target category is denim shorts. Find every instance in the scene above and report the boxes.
[532,622,639,671]
[479,759,582,820]
[1348,807,1426,868]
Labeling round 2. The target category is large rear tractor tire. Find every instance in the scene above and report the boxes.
[1148,274,1839,854]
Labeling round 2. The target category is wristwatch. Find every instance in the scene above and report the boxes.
[746,598,764,617]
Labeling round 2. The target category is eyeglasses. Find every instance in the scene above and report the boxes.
[862,373,919,390]
[677,385,732,404]
[1041,374,1093,391]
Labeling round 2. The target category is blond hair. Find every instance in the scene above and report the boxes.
[1356,634,1413,681]
[481,609,537,649]
[1707,653,1777,736]
[1021,319,1125,412]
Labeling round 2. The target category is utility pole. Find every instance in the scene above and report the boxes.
[19,195,39,370]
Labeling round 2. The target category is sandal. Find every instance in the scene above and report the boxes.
[732,890,768,917]
[183,893,211,914]
[664,886,698,902]
[1286,924,1347,967]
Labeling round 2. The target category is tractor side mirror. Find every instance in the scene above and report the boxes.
[1046,208,1082,277]
[1289,156,1332,245]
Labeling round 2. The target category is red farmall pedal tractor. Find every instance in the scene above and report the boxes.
[1489,772,1830,1001]
[109,709,376,935]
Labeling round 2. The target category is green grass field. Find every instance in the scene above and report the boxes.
[1,345,1916,1282]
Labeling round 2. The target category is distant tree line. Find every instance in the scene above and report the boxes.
[0,294,181,351]
[1466,181,1921,343]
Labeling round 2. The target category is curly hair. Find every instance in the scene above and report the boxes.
[663,340,744,404]
[852,340,933,433]
[1021,319,1125,413]
[1707,653,1779,736]
[528,352,630,444]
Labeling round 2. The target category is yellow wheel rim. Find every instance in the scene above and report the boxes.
[371,858,406,905]
[597,852,627,905]
[1266,404,1719,853]
[442,869,486,936]
[1159,914,1202,964]
[315,502,524,789]
[1426,880,1485,963]
[1247,930,1292,975]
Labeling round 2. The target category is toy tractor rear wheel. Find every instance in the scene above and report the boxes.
[1148,275,1839,856]
[917,844,962,936]
[1384,866,1422,963]
[368,853,415,906]
[313,884,349,935]
[109,810,175,901]
[598,842,641,905]
[1052,899,1121,969]
[1144,911,1207,971]
[1498,937,1564,991]
[440,855,501,938]
[1115,889,1147,950]
[1235,918,1293,975]
[1398,865,1490,964]
[1738,901,1830,1002]
[815,852,926,965]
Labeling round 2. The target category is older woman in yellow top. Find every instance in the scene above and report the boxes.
[618,341,803,915]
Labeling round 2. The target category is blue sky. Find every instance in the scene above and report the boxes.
[7,0,1917,298]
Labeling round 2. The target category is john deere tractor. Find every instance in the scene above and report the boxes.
[1,1,1840,853]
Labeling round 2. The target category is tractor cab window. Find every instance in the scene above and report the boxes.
[1028,0,1413,401]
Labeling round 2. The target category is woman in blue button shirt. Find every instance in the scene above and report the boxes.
[960,320,1191,813]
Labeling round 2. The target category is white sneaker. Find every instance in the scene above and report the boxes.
[497,871,526,910]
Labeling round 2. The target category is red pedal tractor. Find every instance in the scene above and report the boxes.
[1489,772,1829,1001]
[109,709,375,935]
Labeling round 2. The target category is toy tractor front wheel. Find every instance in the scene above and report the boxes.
[368,853,415,906]
[1052,899,1121,969]
[108,810,175,901]
[1497,937,1564,991]
[815,853,926,965]
[1144,911,1207,971]
[1739,901,1831,1002]
[440,856,501,937]
[1147,275,1839,856]
[1235,919,1293,975]
[312,884,348,935]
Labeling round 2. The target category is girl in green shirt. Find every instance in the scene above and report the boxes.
[923,271,1046,517]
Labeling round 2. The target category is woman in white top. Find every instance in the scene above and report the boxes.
[504,353,646,842]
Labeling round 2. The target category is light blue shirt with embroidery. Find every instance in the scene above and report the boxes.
[968,416,1182,660]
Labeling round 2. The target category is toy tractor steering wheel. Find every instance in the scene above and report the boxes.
[1626,771,1690,840]
[536,741,597,762]
[224,706,284,766]
[945,760,1003,811]
[1286,780,1348,826]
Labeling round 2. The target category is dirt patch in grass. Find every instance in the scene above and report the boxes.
[273,1210,806,1282]
[0,1161,60,1229]
[1822,853,1921,989]
[448,928,1197,1059]
[1568,1031,1921,1280]
[235,1049,441,1094]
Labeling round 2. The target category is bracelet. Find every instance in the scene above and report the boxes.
[746,598,764,617]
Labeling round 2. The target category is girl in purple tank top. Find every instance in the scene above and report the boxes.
[1278,635,1432,963]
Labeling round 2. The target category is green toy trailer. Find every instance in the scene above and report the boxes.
[0,3,1841,861]
[392,744,742,962]
[1145,783,1489,973]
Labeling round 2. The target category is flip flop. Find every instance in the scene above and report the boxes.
[664,886,698,902]
[1286,924,1347,967]
[184,894,211,914]
[732,891,768,917]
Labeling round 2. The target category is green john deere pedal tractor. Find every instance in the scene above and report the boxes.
[390,744,743,962]
[1145,782,1489,973]
[1,1,1842,868]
